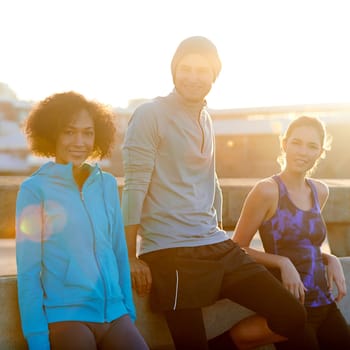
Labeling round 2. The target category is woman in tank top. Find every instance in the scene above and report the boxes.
[233,116,350,349]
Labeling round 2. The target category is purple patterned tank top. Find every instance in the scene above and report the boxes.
[259,175,333,307]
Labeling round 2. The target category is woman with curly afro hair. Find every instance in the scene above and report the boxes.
[16,91,149,350]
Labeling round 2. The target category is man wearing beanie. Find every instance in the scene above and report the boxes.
[122,36,312,350]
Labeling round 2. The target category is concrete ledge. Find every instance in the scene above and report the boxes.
[0,275,26,349]
[2,177,350,256]
[1,176,350,348]
[2,258,350,350]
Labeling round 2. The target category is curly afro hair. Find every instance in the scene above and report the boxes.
[24,91,117,160]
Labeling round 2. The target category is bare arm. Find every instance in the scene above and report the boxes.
[317,181,347,301]
[124,224,139,259]
[233,179,275,251]
[233,180,287,268]
[313,179,329,210]
[124,224,152,296]
[322,252,347,302]
[233,179,307,303]
[312,180,346,301]
[122,105,159,296]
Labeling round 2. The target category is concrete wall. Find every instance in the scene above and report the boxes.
[4,176,349,255]
[1,176,350,349]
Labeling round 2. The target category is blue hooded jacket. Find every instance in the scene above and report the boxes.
[16,162,135,350]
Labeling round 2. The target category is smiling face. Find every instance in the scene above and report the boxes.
[173,53,214,103]
[283,125,323,174]
[55,109,95,168]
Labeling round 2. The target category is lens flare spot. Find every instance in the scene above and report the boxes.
[18,201,68,241]
[18,204,42,241]
[43,200,68,237]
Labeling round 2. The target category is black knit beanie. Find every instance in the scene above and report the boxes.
[171,36,222,83]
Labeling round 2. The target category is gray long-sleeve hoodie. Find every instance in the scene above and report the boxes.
[122,90,228,255]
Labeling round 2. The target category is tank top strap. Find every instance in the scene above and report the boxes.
[305,178,321,211]
[273,175,320,212]
[272,174,288,197]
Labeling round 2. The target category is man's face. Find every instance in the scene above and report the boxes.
[174,53,214,103]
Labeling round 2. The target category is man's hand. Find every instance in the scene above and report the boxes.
[129,257,152,296]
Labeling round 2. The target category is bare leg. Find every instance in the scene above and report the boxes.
[230,314,286,350]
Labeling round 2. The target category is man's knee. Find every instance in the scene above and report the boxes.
[268,301,307,338]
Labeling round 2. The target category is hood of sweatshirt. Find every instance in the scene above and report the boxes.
[31,161,101,185]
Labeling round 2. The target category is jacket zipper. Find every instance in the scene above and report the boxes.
[80,186,108,320]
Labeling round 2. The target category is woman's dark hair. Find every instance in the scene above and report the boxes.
[24,91,117,159]
[277,115,332,175]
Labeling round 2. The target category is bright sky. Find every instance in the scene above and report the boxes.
[1,0,349,109]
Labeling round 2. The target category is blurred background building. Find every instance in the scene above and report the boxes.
[1,82,350,179]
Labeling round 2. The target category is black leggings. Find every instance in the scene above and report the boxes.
[222,270,307,341]
[49,315,149,350]
[143,241,310,350]
[275,302,350,350]
[164,270,309,350]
